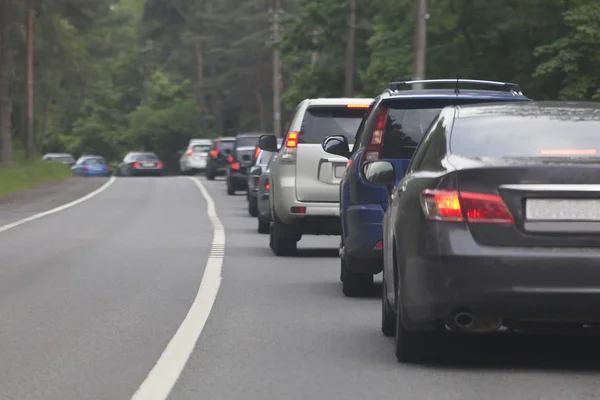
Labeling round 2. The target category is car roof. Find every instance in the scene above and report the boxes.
[189,138,212,144]
[216,136,236,141]
[384,89,528,100]
[44,153,73,157]
[305,98,373,106]
[454,101,600,120]
[79,155,105,159]
[237,132,271,137]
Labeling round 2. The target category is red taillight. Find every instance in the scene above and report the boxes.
[227,155,234,163]
[420,190,514,223]
[210,150,218,158]
[84,165,89,171]
[105,165,109,170]
[362,108,388,163]
[253,175,260,185]
[231,162,240,170]
[185,149,192,156]
[346,159,352,169]
[286,132,299,148]
[254,147,260,159]
[264,178,270,190]
[133,162,141,168]
[374,241,382,249]
[157,162,163,168]
[290,206,306,214]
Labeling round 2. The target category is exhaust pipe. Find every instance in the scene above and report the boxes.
[451,312,502,333]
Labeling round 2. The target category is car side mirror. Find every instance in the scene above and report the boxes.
[362,161,396,193]
[259,134,278,152]
[322,135,350,158]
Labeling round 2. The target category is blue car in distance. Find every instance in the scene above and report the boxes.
[71,155,111,177]
[322,79,531,297]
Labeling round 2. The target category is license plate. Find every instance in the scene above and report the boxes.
[142,162,154,167]
[334,165,345,178]
[526,199,600,221]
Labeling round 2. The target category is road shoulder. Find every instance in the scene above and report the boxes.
[0,177,110,226]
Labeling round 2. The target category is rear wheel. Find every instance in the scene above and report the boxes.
[270,218,297,256]
[258,218,270,234]
[227,180,235,195]
[248,197,258,217]
[206,169,215,180]
[341,254,373,297]
[381,279,396,337]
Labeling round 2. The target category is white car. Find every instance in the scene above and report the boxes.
[179,139,212,174]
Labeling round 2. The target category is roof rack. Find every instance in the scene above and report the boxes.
[386,79,522,94]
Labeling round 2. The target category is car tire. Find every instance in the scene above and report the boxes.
[206,169,215,180]
[270,219,297,256]
[341,254,373,297]
[258,218,269,234]
[381,279,396,337]
[248,198,258,217]
[227,183,235,195]
[394,289,439,363]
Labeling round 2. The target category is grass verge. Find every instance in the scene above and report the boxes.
[0,148,72,198]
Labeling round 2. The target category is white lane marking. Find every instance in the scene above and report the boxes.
[131,176,225,400]
[0,176,116,234]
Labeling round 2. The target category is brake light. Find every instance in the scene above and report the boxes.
[105,165,109,170]
[133,162,141,168]
[361,108,388,163]
[346,159,352,169]
[290,206,306,214]
[253,175,260,185]
[264,178,270,190]
[84,165,88,171]
[210,150,218,158]
[347,104,369,108]
[157,162,163,168]
[227,156,234,163]
[420,190,514,223]
[185,149,192,156]
[231,162,240,170]
[254,147,260,159]
[374,241,382,249]
[286,132,299,148]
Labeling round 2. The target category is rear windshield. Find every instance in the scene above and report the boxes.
[192,144,211,153]
[236,148,255,162]
[380,98,526,159]
[451,116,600,158]
[301,106,368,144]
[236,136,261,148]
[133,153,159,161]
[218,140,235,152]
[85,158,106,165]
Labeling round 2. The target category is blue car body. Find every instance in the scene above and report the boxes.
[71,156,111,177]
[338,81,532,279]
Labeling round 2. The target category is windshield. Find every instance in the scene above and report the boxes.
[236,136,261,148]
[301,106,368,144]
[218,140,235,152]
[192,144,211,153]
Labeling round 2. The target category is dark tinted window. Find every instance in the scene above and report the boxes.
[235,148,255,162]
[236,136,261,148]
[218,140,235,151]
[84,158,106,165]
[451,117,600,157]
[381,107,441,159]
[133,153,159,161]
[300,106,368,144]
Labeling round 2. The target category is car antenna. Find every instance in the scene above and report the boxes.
[454,73,460,95]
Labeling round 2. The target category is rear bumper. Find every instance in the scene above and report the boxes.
[85,171,110,177]
[403,238,600,326]
[344,204,384,272]
[273,179,340,223]
[183,159,207,170]
[228,172,248,189]
[132,168,163,176]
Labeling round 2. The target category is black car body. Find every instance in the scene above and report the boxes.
[117,152,164,176]
[226,133,271,195]
[206,137,235,180]
[247,140,281,217]
[364,101,600,362]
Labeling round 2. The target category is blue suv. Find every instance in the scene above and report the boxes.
[322,79,531,297]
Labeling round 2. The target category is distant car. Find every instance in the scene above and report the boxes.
[365,101,600,363]
[225,132,271,195]
[323,79,531,297]
[206,137,235,180]
[71,156,110,177]
[259,98,373,255]
[256,154,275,234]
[179,138,212,175]
[117,152,164,176]
[247,140,281,217]
[42,153,76,166]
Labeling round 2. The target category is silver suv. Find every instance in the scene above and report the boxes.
[258,97,373,256]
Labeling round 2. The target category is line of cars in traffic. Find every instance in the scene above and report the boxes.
[221,78,600,364]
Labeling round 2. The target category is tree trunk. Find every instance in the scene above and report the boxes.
[37,100,48,154]
[194,41,206,114]
[344,0,356,97]
[25,4,35,161]
[0,0,13,164]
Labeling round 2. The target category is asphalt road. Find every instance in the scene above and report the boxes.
[1,176,600,400]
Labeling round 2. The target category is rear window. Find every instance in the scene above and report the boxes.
[85,158,106,165]
[300,106,368,144]
[451,116,600,157]
[218,140,235,151]
[379,98,527,159]
[134,153,159,161]
[236,136,261,148]
[192,144,211,153]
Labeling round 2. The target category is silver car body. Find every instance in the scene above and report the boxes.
[180,138,212,172]
[248,140,282,196]
[268,97,372,233]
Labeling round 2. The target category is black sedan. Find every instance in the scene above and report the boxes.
[364,101,600,363]
[117,152,164,176]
